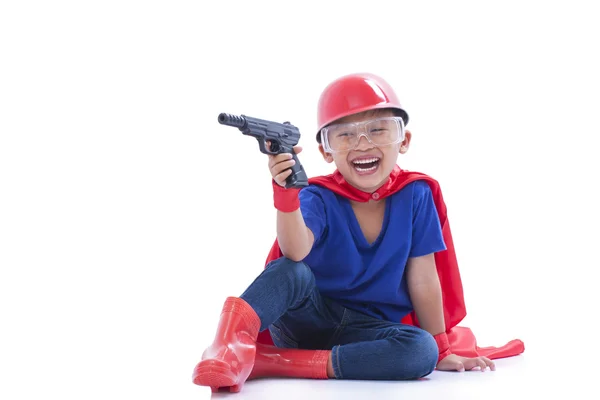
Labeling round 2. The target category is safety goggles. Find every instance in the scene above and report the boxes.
[320,116,405,153]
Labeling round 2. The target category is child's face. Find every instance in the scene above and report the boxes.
[319,109,411,193]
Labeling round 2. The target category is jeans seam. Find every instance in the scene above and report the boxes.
[325,307,349,349]
[328,308,361,380]
[269,324,298,348]
[270,272,316,348]
[333,345,343,379]
[289,280,316,311]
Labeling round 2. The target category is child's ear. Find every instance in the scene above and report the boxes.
[399,130,412,154]
[318,144,334,163]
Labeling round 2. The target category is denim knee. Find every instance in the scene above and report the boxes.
[267,256,311,276]
[377,327,438,380]
[409,329,438,378]
[378,327,438,380]
[266,257,315,303]
[331,325,439,381]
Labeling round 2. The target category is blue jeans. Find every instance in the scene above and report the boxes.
[240,257,438,380]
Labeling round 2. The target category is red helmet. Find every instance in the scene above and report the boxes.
[315,73,409,142]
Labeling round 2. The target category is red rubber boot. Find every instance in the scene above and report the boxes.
[248,342,331,380]
[192,297,261,393]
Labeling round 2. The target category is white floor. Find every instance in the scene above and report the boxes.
[186,337,593,400]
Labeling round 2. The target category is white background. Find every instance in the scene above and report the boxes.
[1,1,599,399]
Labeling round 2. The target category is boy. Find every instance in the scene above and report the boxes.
[192,73,524,393]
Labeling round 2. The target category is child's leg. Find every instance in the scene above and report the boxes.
[238,257,322,333]
[192,257,332,392]
[328,309,439,380]
[245,271,344,381]
[244,295,438,382]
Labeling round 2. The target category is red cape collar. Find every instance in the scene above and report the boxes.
[310,165,405,202]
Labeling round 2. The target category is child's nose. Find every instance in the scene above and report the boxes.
[355,133,374,150]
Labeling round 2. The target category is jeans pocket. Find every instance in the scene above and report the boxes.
[268,323,298,348]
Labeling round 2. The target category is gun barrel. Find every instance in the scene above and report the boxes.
[218,113,246,128]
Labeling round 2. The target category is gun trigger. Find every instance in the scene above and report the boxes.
[262,140,274,154]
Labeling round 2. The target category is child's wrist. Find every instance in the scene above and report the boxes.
[433,332,452,363]
[272,180,300,212]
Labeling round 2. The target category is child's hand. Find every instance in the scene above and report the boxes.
[267,142,303,187]
[436,353,496,372]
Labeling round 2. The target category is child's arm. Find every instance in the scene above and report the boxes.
[268,145,316,262]
[407,253,496,371]
[406,253,446,336]
[275,202,315,261]
[407,181,495,371]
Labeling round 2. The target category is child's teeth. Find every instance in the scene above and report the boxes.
[353,157,378,164]
[355,165,377,171]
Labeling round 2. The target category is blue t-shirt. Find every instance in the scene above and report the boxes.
[299,180,446,323]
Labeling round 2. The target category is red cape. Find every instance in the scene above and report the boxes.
[257,166,525,360]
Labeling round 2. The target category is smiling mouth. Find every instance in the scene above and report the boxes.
[352,157,380,172]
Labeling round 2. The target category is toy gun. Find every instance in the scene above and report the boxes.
[218,113,309,189]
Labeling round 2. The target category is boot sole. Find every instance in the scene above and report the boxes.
[192,359,244,393]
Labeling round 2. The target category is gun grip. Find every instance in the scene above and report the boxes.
[286,151,309,189]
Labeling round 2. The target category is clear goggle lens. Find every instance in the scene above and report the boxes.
[320,116,405,152]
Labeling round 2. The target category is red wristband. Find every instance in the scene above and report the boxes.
[272,180,300,212]
[433,332,452,363]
